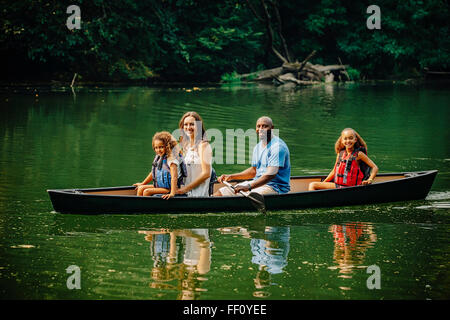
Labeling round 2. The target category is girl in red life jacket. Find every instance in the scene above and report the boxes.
[308,128,378,191]
[134,131,186,199]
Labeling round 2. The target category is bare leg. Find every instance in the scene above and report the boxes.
[143,187,170,197]
[136,185,155,196]
[308,182,337,191]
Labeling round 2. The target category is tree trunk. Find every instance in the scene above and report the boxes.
[239,67,283,81]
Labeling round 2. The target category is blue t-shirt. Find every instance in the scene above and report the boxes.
[251,136,291,194]
[251,226,290,274]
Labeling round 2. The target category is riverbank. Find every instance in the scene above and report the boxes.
[2,77,450,90]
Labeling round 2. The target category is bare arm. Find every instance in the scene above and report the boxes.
[177,142,212,194]
[134,171,153,186]
[162,163,178,199]
[217,167,257,183]
[323,154,339,183]
[234,172,276,193]
[357,152,379,184]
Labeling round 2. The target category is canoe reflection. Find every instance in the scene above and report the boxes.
[139,228,211,300]
[329,222,377,277]
[218,226,290,298]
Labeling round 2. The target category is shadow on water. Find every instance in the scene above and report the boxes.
[50,198,445,234]
[0,195,446,299]
[44,199,449,300]
[328,222,377,277]
[139,228,212,300]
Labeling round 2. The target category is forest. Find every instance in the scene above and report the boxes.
[1,0,449,83]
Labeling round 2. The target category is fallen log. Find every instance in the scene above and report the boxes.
[303,63,325,80]
[297,50,317,73]
[282,62,303,74]
[226,52,352,85]
[277,73,301,84]
[276,73,320,85]
[304,71,321,82]
[338,57,351,80]
[239,67,283,81]
[281,50,317,75]
[312,64,349,73]
[325,73,334,83]
[425,71,450,75]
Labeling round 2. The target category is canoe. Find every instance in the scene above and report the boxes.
[47,170,437,214]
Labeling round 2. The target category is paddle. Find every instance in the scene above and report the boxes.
[223,181,266,213]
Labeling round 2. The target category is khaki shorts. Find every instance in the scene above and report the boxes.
[218,183,277,196]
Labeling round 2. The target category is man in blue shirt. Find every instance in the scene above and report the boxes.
[215,116,291,196]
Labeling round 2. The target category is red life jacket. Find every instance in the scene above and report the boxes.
[334,149,365,186]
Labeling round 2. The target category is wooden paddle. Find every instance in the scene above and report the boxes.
[223,181,266,213]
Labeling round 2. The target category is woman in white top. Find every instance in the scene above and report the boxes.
[176,111,212,197]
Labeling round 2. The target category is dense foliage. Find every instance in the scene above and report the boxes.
[1,0,448,82]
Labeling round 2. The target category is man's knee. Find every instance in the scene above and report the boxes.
[252,185,277,195]
[217,186,236,196]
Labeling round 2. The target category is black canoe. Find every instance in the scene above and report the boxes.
[47,170,438,214]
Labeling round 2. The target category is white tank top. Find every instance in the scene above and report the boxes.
[184,143,211,197]
[183,228,210,266]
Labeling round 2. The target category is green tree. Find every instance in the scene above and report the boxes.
[1,0,448,81]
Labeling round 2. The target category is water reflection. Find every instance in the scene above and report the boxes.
[218,225,290,298]
[329,222,377,277]
[139,228,211,300]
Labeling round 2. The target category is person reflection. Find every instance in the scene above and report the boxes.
[218,225,290,298]
[139,228,211,300]
[329,222,377,277]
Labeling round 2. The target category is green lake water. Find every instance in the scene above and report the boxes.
[0,82,449,300]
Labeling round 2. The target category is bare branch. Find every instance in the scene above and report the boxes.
[259,0,288,64]
[269,0,292,62]
[245,0,264,22]
[338,57,351,80]
[298,50,316,72]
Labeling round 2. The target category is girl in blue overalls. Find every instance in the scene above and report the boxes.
[134,131,186,199]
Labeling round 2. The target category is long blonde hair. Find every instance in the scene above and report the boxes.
[334,128,368,154]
